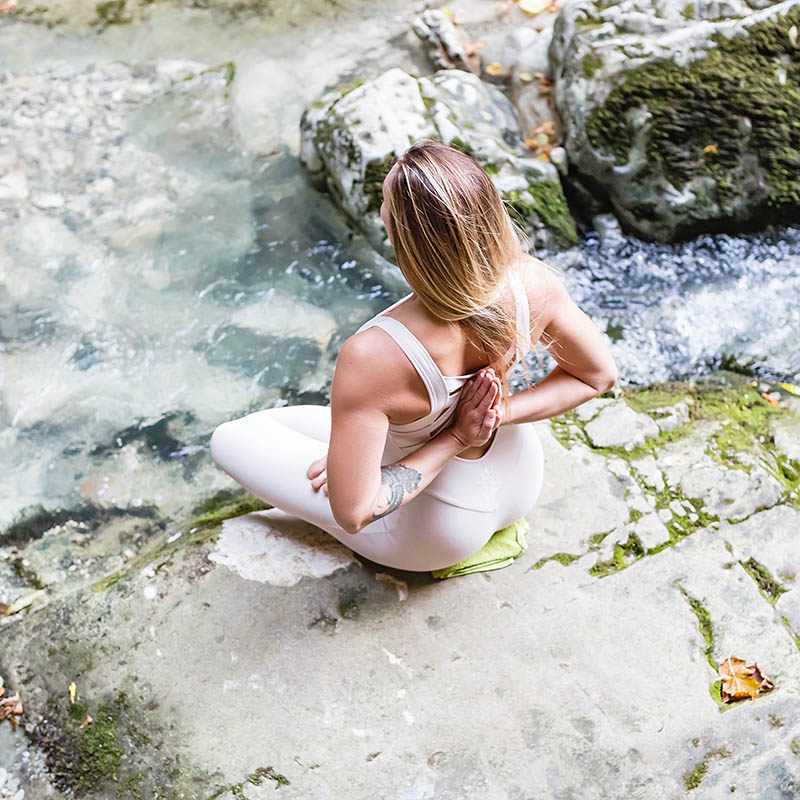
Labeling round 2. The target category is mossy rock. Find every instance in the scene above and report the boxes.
[551,0,800,241]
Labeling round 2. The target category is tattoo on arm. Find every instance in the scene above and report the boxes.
[371,464,421,521]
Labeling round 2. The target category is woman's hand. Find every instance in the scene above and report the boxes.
[306,454,328,495]
[447,367,503,450]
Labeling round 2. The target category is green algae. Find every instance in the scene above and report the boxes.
[363,152,397,213]
[505,181,579,246]
[531,552,582,569]
[740,556,787,604]
[584,6,800,226]
[588,533,644,577]
[683,747,732,791]
[207,766,290,798]
[582,53,603,78]
[678,584,716,669]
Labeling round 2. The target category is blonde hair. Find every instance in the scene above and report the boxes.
[382,139,532,385]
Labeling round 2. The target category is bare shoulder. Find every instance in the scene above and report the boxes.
[332,325,417,411]
[511,253,568,334]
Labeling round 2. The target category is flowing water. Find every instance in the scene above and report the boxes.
[1,1,799,543]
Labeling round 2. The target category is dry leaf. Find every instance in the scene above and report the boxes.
[518,70,534,82]
[0,601,8,615]
[69,681,77,704]
[704,144,719,154]
[546,0,561,11]
[518,0,550,14]
[0,0,18,13]
[485,61,503,76]
[761,391,780,407]
[532,120,556,138]
[719,657,774,702]
[0,689,24,731]
[79,714,93,729]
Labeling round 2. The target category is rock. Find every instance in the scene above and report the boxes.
[299,67,577,256]
[592,212,625,247]
[30,191,65,209]
[549,0,800,241]
[574,395,615,422]
[658,508,673,524]
[634,511,670,550]
[230,291,337,351]
[584,400,660,449]
[208,509,359,587]
[631,453,666,493]
[650,399,691,433]
[772,413,800,461]
[656,426,784,519]
[412,9,480,73]
[0,170,28,202]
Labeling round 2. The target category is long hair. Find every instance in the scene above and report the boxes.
[382,139,532,386]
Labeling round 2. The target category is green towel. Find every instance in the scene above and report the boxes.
[431,517,529,579]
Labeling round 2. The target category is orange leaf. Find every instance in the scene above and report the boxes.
[719,657,774,702]
[532,120,556,138]
[704,144,718,154]
[485,61,503,76]
[79,713,93,729]
[0,0,18,12]
[761,391,780,407]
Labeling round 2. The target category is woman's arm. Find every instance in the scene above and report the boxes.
[503,267,618,425]
[321,334,502,534]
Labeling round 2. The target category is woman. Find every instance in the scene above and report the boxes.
[210,139,617,572]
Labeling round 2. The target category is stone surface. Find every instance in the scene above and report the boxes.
[550,0,800,241]
[584,400,660,449]
[299,67,577,256]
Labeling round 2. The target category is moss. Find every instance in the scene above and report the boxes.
[588,534,644,577]
[791,738,800,758]
[484,162,500,175]
[449,137,474,156]
[363,152,397,213]
[583,53,603,78]
[585,6,800,223]
[768,713,784,728]
[683,748,731,791]
[682,1,695,19]
[628,508,643,523]
[740,556,787,603]
[781,615,800,652]
[678,584,716,669]
[505,182,578,246]
[531,552,582,569]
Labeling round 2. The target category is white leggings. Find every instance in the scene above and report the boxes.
[210,405,544,572]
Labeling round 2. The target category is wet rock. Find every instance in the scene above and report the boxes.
[299,67,577,256]
[584,400,660,449]
[592,212,625,248]
[209,509,359,587]
[412,9,480,73]
[550,0,800,241]
[656,426,784,519]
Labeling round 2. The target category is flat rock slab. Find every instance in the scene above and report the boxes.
[5,506,800,799]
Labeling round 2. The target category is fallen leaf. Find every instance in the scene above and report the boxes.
[761,391,780,407]
[485,61,503,76]
[69,681,77,704]
[79,714,93,729]
[518,70,533,82]
[780,382,800,396]
[0,601,8,615]
[719,657,774,702]
[0,689,23,730]
[532,120,556,138]
[6,589,46,615]
[0,0,18,13]
[518,0,550,14]
[704,144,719,154]
[546,0,561,11]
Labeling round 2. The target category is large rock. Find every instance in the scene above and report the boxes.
[549,0,800,241]
[299,67,577,257]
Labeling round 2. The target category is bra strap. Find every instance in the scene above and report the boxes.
[357,317,449,413]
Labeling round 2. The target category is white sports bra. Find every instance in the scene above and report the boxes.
[355,269,531,458]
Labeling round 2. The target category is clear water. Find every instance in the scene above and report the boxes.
[1,3,799,540]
